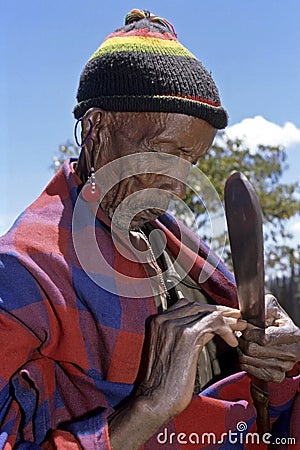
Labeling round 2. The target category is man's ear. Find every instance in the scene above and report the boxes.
[81,108,105,144]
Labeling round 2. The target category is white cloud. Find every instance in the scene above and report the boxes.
[290,221,300,233]
[287,220,300,249]
[225,115,300,151]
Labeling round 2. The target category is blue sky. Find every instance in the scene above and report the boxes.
[1,0,300,237]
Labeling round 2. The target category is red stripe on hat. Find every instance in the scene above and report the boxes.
[164,93,221,108]
[106,28,177,42]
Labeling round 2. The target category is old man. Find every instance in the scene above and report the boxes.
[0,9,299,449]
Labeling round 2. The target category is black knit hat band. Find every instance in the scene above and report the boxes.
[74,95,227,129]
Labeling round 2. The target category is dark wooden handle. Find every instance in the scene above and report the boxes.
[250,377,270,435]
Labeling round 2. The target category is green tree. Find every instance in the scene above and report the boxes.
[186,133,300,273]
[51,141,80,172]
[52,133,300,274]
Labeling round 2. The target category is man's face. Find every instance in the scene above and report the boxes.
[95,112,216,230]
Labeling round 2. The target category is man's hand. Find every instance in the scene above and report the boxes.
[238,294,300,382]
[109,298,247,450]
[137,298,247,420]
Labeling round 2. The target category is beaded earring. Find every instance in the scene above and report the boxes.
[74,117,101,203]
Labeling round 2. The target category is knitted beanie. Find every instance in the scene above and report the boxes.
[73,9,228,129]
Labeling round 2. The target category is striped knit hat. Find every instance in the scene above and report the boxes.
[73,9,228,129]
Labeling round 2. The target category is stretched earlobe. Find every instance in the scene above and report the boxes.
[74,117,93,148]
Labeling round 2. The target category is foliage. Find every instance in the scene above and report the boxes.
[51,141,80,173]
[52,134,300,274]
[184,133,300,273]
[267,248,300,325]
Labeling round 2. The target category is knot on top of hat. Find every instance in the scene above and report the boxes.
[125,9,177,37]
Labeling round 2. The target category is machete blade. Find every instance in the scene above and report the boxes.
[224,172,270,435]
[224,172,265,328]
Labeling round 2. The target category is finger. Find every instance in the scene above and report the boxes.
[170,311,246,335]
[265,294,287,320]
[151,302,215,332]
[158,302,241,324]
[265,326,300,345]
[214,325,239,347]
[224,317,248,332]
[239,337,300,361]
[196,312,241,347]
[242,324,300,346]
[238,349,295,372]
[240,363,286,383]
[166,298,242,317]
[264,294,283,326]
[240,323,266,345]
[168,310,236,348]
[215,306,242,319]
[200,319,247,347]
[160,298,217,318]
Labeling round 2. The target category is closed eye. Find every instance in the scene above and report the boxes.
[179,147,191,155]
[154,151,172,161]
[178,148,198,166]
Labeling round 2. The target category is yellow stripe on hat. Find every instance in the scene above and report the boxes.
[90,36,196,60]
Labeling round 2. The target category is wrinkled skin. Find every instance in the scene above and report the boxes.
[76,109,215,229]
[108,300,247,450]
[239,294,300,382]
[137,300,246,414]
[75,109,300,450]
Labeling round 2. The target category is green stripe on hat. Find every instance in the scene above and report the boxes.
[90,36,196,60]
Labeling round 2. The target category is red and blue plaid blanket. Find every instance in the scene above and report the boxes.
[0,161,299,449]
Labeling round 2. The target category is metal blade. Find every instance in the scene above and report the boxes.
[224,172,265,328]
[224,172,270,435]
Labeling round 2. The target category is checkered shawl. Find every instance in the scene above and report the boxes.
[0,161,299,449]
